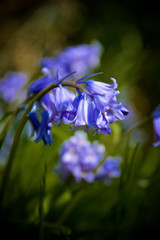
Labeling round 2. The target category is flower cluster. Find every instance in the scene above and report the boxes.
[28,69,129,145]
[27,42,129,145]
[0,72,28,103]
[56,131,121,183]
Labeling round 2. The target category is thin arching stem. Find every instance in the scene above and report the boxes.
[0,71,92,206]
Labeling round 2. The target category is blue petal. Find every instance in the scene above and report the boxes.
[35,110,52,145]
[55,85,75,112]
[29,112,40,133]
[104,110,115,124]
[121,106,129,116]
[74,96,87,126]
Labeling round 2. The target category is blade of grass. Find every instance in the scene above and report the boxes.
[39,164,46,240]
[125,143,140,183]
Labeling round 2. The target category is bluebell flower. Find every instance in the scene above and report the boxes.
[0,72,28,102]
[41,41,102,79]
[63,93,92,126]
[77,77,118,96]
[57,131,105,182]
[28,106,53,145]
[27,45,128,145]
[94,109,111,135]
[63,87,128,135]
[77,77,129,133]
[28,67,77,126]
[54,84,76,112]
[152,105,160,147]
[95,156,121,183]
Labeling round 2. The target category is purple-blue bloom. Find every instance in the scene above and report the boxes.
[56,131,121,183]
[57,131,105,182]
[27,41,128,145]
[63,77,129,135]
[0,72,28,102]
[79,77,129,121]
[27,70,129,145]
[54,84,76,112]
[28,106,53,145]
[41,41,102,79]
[28,68,77,139]
[95,156,121,183]
[152,105,160,147]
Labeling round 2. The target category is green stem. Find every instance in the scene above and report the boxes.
[0,71,89,207]
[57,186,86,225]
[0,96,34,149]
[93,116,152,173]
[0,110,18,149]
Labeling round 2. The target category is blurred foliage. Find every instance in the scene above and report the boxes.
[0,0,160,239]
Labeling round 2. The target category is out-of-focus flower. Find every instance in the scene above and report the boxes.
[56,131,121,183]
[28,68,56,94]
[152,105,160,147]
[0,72,28,102]
[57,131,105,182]
[41,41,102,78]
[95,156,121,183]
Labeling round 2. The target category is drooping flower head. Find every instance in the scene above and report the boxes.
[28,69,77,145]
[56,131,121,183]
[152,105,160,147]
[68,76,129,135]
[0,72,28,102]
[27,38,128,146]
[41,41,102,79]
[27,67,129,145]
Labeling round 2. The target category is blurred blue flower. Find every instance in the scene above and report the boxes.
[152,105,160,147]
[41,41,102,78]
[95,156,121,183]
[28,68,55,94]
[57,131,105,182]
[0,72,28,102]
[56,131,121,183]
